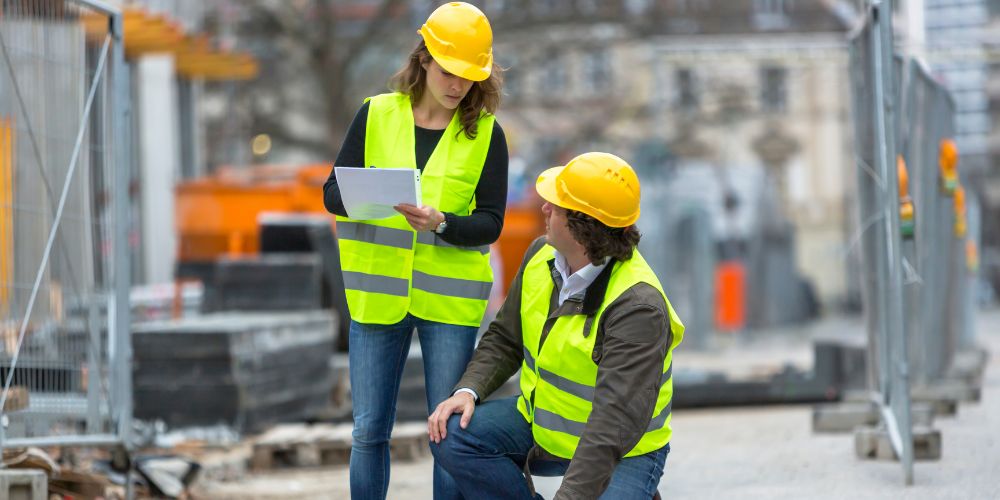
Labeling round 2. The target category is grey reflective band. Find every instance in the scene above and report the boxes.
[523,348,536,372]
[416,231,489,254]
[539,367,595,401]
[661,363,672,388]
[535,403,672,437]
[534,364,670,402]
[534,407,587,437]
[646,401,672,432]
[342,271,409,297]
[337,221,413,250]
[412,271,491,301]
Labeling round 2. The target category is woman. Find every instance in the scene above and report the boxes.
[322,3,507,499]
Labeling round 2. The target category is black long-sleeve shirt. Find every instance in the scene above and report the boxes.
[323,101,509,247]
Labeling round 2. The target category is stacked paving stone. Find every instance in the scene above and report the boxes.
[133,311,336,432]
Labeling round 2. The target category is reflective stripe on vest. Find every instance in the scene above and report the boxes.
[416,232,489,254]
[338,221,414,250]
[412,271,492,301]
[517,244,685,459]
[341,271,409,297]
[535,362,673,403]
[534,400,674,437]
[336,92,495,326]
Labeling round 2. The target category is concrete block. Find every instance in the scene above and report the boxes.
[854,425,942,461]
[947,347,989,382]
[912,426,943,459]
[0,469,47,500]
[812,402,876,433]
[923,378,981,403]
[910,387,960,416]
[841,389,872,403]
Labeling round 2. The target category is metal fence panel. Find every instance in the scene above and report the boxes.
[900,60,959,385]
[0,0,129,450]
[847,1,914,484]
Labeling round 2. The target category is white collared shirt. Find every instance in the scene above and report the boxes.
[552,249,609,306]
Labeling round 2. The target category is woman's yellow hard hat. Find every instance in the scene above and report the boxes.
[536,152,641,228]
[418,2,493,82]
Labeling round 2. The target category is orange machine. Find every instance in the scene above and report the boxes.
[495,197,545,293]
[175,164,334,265]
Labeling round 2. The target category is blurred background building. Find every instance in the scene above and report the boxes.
[44,0,984,332]
[167,0,1000,321]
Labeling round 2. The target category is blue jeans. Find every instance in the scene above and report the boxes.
[430,397,669,499]
[349,315,477,500]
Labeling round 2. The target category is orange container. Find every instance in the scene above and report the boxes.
[715,260,746,332]
[175,164,335,264]
[494,199,544,296]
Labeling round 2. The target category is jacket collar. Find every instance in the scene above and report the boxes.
[546,257,615,316]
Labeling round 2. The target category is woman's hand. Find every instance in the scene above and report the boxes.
[395,204,445,232]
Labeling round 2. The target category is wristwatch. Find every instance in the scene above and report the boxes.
[434,218,448,234]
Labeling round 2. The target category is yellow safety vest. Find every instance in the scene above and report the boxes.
[336,93,495,326]
[516,245,684,459]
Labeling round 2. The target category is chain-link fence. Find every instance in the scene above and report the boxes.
[847,0,914,484]
[0,0,131,451]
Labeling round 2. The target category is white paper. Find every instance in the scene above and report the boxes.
[335,166,422,220]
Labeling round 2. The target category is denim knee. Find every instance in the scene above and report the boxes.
[352,419,391,449]
[429,416,471,466]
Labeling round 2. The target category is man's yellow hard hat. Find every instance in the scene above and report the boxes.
[536,152,641,228]
[418,2,493,82]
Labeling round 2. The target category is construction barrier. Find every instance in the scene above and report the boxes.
[847,0,914,484]
[0,1,132,452]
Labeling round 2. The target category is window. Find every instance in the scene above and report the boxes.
[752,0,790,30]
[578,0,599,15]
[760,65,788,113]
[502,54,521,100]
[624,0,653,16]
[676,68,699,112]
[582,49,611,95]
[541,49,566,96]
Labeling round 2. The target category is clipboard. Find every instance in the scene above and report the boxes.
[335,166,422,220]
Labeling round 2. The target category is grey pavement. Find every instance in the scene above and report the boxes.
[194,308,1000,499]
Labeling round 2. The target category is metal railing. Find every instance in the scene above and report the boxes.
[0,0,131,453]
[847,0,914,484]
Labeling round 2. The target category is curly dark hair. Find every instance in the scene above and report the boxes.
[565,209,642,264]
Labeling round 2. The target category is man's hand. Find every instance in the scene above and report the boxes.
[427,391,475,443]
[394,204,445,232]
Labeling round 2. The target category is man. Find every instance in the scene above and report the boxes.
[427,152,684,499]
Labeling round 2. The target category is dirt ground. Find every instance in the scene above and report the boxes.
[192,309,1000,499]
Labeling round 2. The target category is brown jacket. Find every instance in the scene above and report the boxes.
[456,237,674,499]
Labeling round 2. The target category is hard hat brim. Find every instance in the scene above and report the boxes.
[535,166,566,208]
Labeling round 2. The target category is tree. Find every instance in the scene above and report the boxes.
[203,0,409,166]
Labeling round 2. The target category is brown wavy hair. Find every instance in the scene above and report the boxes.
[389,40,503,140]
[566,209,642,264]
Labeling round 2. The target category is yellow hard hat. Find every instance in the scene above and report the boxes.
[536,152,641,228]
[418,2,493,82]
